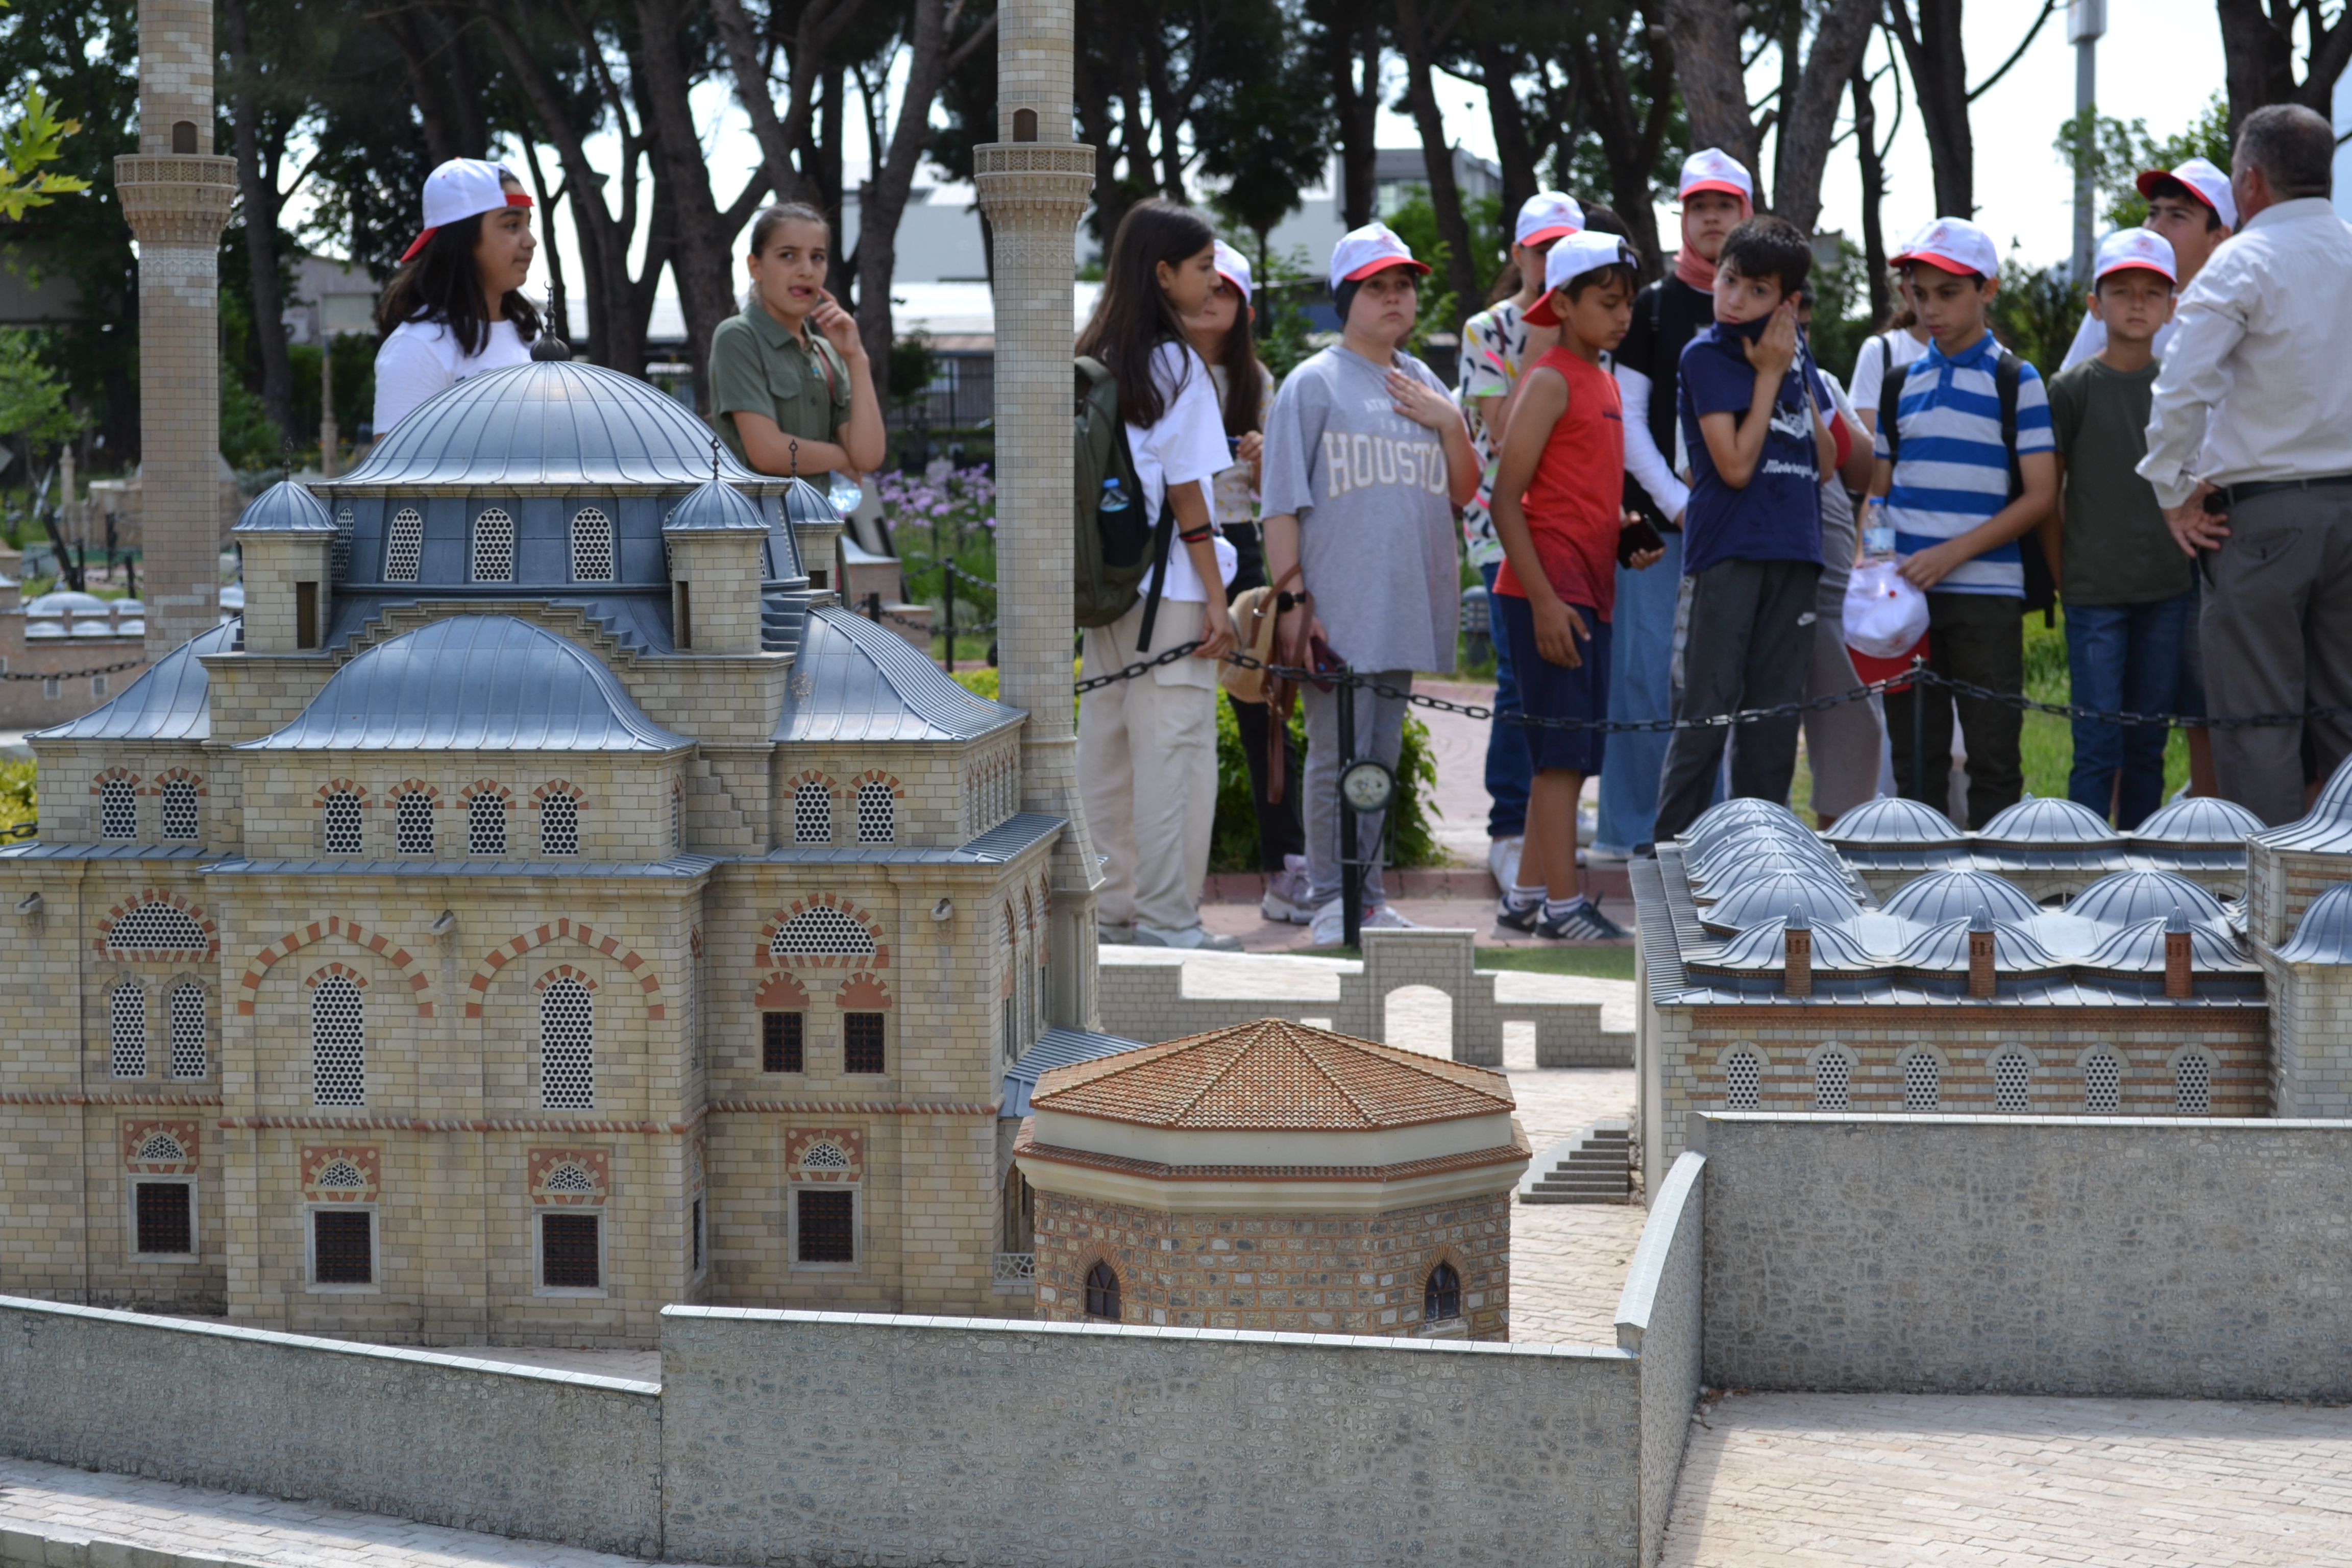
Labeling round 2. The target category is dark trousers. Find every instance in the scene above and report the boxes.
[1883,590,2024,829]
[1653,557,1821,842]
[2065,594,2191,829]
[1479,561,1532,839]
[1228,692,1305,871]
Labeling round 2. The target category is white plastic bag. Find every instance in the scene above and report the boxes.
[1843,560,1929,660]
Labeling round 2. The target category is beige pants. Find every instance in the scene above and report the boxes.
[1079,597,1219,933]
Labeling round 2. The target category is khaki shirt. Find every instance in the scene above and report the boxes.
[709,299,853,479]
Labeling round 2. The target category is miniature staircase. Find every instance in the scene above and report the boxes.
[684,756,752,851]
[1517,1119,1631,1204]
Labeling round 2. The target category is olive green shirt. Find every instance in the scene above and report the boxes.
[709,299,854,480]
[2047,356,2194,606]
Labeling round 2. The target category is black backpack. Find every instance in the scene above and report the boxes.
[1072,356,1176,644]
[1876,343,2058,623]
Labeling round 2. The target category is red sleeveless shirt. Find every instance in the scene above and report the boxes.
[1492,347,1626,621]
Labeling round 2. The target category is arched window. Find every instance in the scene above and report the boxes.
[540,977,595,1109]
[332,505,355,579]
[570,507,615,582]
[470,507,514,582]
[2084,1048,2122,1115]
[856,780,896,843]
[771,907,874,957]
[323,790,363,854]
[394,792,434,855]
[161,777,200,841]
[1992,1048,2031,1113]
[108,983,146,1078]
[1425,1261,1461,1322]
[1084,1260,1121,1320]
[100,775,136,840]
[168,982,206,1080]
[1723,1046,1762,1111]
[2175,1051,2212,1116]
[311,976,365,1106]
[1814,1047,1851,1112]
[107,901,207,951]
[467,793,506,855]
[540,793,580,856]
[793,781,833,844]
[1902,1051,1940,1112]
[383,506,424,581]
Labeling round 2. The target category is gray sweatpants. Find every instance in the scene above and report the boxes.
[1302,671,1411,911]
[1803,487,1886,820]
[1654,557,1822,843]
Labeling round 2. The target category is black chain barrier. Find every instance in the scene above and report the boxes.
[0,657,149,684]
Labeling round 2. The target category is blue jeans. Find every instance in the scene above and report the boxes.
[1595,530,1685,851]
[1479,561,1531,839]
[2065,594,2191,829]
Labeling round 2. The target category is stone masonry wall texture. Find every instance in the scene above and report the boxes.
[1698,1113,2352,1401]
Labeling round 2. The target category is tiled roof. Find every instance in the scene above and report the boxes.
[1029,1016,1514,1131]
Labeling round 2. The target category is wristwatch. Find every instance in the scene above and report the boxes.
[1275,591,1300,612]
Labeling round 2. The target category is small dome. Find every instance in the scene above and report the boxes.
[1821,795,1969,847]
[231,478,336,534]
[2280,882,2352,964]
[1880,869,2041,925]
[1683,797,1810,848]
[2080,915,2253,974]
[1683,824,1844,883]
[24,621,62,639]
[1698,872,1861,934]
[1691,915,1887,974]
[663,476,769,532]
[1976,795,2123,845]
[70,620,118,637]
[26,590,107,617]
[2066,869,2227,928]
[2255,758,2352,852]
[1889,915,2061,973]
[780,473,840,530]
[30,619,234,742]
[113,598,144,614]
[1687,848,1857,901]
[2129,797,2265,847]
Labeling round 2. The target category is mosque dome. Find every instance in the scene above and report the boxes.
[231,478,337,534]
[1683,797,1813,852]
[1880,868,2041,925]
[1821,795,1969,847]
[664,476,770,532]
[1697,872,1863,934]
[1683,824,1845,883]
[1976,796,2123,846]
[2256,754,2352,853]
[2128,796,2265,848]
[2066,869,2228,928]
[2278,882,2352,964]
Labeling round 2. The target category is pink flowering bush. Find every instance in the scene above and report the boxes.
[873,462,997,628]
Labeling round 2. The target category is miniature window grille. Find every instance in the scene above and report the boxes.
[384,507,424,582]
[108,983,146,1078]
[1814,1050,1850,1112]
[570,507,615,582]
[2084,1050,2122,1114]
[802,1141,849,1169]
[770,908,874,958]
[1903,1052,1940,1112]
[470,507,514,582]
[468,793,507,856]
[394,793,434,855]
[161,778,200,841]
[844,1012,885,1074]
[544,1162,596,1193]
[315,1159,365,1188]
[797,1189,854,1263]
[332,507,355,580]
[109,902,206,951]
[136,1133,185,1162]
[1084,1260,1120,1320]
[1425,1262,1462,1321]
[323,790,363,854]
[1001,995,1017,1063]
[540,977,596,1109]
[1723,1047,1761,1111]
[311,976,365,1106]
[313,1210,373,1285]
[168,982,206,1080]
[2175,1053,2212,1116]
[134,1182,192,1256]
[855,781,896,843]
[671,779,682,850]
[541,793,580,856]
[541,1212,601,1288]
[100,775,136,840]
[793,781,832,843]
[1993,1051,2031,1113]
[762,1012,804,1072]
[692,1196,704,1274]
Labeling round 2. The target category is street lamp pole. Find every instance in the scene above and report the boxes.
[2068,0,2108,289]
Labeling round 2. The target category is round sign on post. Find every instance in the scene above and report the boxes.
[1340,758,1395,816]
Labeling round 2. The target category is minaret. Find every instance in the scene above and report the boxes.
[115,0,236,657]
[975,2,1101,1028]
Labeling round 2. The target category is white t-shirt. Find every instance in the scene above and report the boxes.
[1847,328,1931,425]
[372,316,533,434]
[2059,312,2178,372]
[1128,340,1235,605]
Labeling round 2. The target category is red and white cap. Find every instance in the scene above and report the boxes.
[401,158,531,263]
[2093,226,2177,285]
[1515,191,1585,247]
[1523,231,1642,326]
[1211,239,1254,302]
[1328,221,1431,292]
[1678,148,1753,203]
[1895,216,1999,280]
[2136,156,2237,231]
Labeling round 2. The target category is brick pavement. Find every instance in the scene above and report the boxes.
[1661,1390,2352,1566]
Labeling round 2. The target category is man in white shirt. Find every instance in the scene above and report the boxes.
[2060,157,2236,371]
[2141,106,2352,824]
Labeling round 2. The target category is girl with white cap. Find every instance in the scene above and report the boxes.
[371,158,542,434]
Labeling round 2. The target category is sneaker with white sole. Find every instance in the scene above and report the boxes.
[1361,902,1420,930]
[1493,894,1541,935]
[1486,835,1524,892]
[1261,856,1315,923]
[1536,900,1632,942]
[1134,923,1243,951]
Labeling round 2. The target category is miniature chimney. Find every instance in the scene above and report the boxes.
[1967,903,1996,999]
[2164,904,2193,999]
[1782,904,1812,997]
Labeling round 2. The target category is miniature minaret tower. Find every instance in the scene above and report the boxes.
[116,0,235,657]
[975,0,1102,1027]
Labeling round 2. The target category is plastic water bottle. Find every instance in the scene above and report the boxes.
[1099,477,1132,512]
[828,472,865,517]
[1863,497,1896,561]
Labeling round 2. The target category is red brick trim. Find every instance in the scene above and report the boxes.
[755,972,811,1011]
[836,971,890,1010]
[536,963,600,992]
[94,889,218,961]
[756,893,889,972]
[531,779,590,807]
[782,768,840,798]
[235,916,431,1018]
[466,919,665,1020]
[311,778,371,810]
[122,1118,200,1172]
[154,766,207,798]
[388,779,444,807]
[90,765,140,795]
[458,779,515,808]
[303,962,369,991]
[1013,1124,1533,1183]
[849,768,904,799]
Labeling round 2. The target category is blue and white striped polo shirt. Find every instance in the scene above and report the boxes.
[1874,332,2053,596]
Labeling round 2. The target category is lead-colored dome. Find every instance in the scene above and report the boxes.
[2280,882,2352,964]
[1822,795,1969,847]
[1698,872,1863,934]
[231,478,336,534]
[1977,795,2123,845]
[1881,869,2041,925]
[2129,796,2264,847]
[2066,869,2227,928]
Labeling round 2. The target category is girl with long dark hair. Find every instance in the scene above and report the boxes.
[1074,198,1241,952]
[372,159,542,433]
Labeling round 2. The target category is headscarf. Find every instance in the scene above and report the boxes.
[1674,190,1752,292]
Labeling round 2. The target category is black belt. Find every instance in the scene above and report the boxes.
[2214,473,2352,507]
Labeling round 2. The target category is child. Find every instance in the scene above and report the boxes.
[1650,215,1839,843]
[2046,228,2189,829]
[374,159,545,433]
[1870,217,2060,827]
[1486,232,1660,940]
[1260,222,1479,945]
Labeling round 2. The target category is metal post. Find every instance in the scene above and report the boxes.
[2067,0,2107,289]
[1338,670,1361,950]
[1909,656,1929,805]
[942,559,957,674]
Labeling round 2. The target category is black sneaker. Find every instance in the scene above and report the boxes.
[1493,895,1541,935]
[1536,900,1632,942]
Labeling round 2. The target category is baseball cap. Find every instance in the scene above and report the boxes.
[1211,239,1254,302]
[2093,227,2177,285]
[1678,148,1754,203]
[402,158,532,263]
[1327,221,1431,292]
[1515,190,1585,247]
[2135,156,2238,230]
[1895,216,1999,280]
[1522,231,1643,326]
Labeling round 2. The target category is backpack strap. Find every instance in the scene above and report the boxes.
[1134,489,1178,652]
[1994,348,2023,501]
[1877,350,1907,465]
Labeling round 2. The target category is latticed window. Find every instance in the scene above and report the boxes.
[323,790,363,854]
[109,902,207,950]
[1425,1262,1462,1321]
[540,977,595,1109]
[1815,1050,1850,1112]
[1903,1052,1940,1112]
[797,1189,854,1263]
[692,1196,704,1273]
[1084,1260,1120,1319]
[540,794,580,855]
[2084,1050,2122,1114]
[467,793,507,855]
[1993,1051,2031,1113]
[793,782,832,843]
[311,976,365,1106]
[332,506,355,579]
[161,778,199,840]
[855,780,896,843]
[394,793,434,855]
[570,507,615,582]
[802,1141,849,1170]
[844,1012,885,1074]
[544,1162,596,1194]
[2176,1053,2212,1116]
[384,506,424,581]
[671,778,683,850]
[541,1212,601,1287]
[134,1182,192,1256]
[470,507,514,582]
[762,1012,803,1072]
[313,1210,372,1285]
[100,775,136,840]
[168,983,206,1080]
[771,908,874,958]
[1723,1047,1761,1111]
[108,983,146,1078]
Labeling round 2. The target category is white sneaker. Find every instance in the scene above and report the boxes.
[1361,902,1422,930]
[1487,836,1524,891]
[1261,855,1315,923]
[1308,897,1349,945]
[1134,923,1243,951]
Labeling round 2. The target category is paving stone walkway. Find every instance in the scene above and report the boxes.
[1662,1390,2352,1566]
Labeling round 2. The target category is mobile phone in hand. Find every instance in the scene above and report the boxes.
[1618,515,1666,568]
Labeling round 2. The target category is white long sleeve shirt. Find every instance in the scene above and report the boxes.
[1613,363,1689,521]
[2139,197,2352,507]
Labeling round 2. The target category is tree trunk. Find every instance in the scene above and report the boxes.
[1658,0,1760,193]
[222,0,295,449]
[2215,0,2352,140]
[1573,7,1672,279]
[1319,4,1381,230]
[1769,0,1881,233]
[1888,0,1973,219]
[1076,33,1124,246]
[1852,64,1889,328]
[856,0,990,376]
[1393,0,1478,331]
[1473,33,1537,230]
[377,4,488,164]
[709,0,841,214]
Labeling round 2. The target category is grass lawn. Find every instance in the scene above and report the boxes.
[1303,944,1638,982]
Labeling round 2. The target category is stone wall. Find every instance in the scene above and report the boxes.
[1697,1113,2352,1400]
[0,1296,662,1556]
[1615,1151,1703,1568]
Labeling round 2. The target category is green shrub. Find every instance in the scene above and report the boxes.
[0,758,35,837]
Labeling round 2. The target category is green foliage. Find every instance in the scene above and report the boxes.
[887,330,940,408]
[1197,0,1330,250]
[0,87,88,219]
[1207,697,1441,873]
[1381,188,1505,353]
[2054,94,2232,233]
[1990,253,2086,381]
[0,757,34,837]
[1252,244,1321,381]
[0,326,79,444]
[1806,235,1873,385]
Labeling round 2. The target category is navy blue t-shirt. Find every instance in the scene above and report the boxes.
[1675,321,1824,575]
